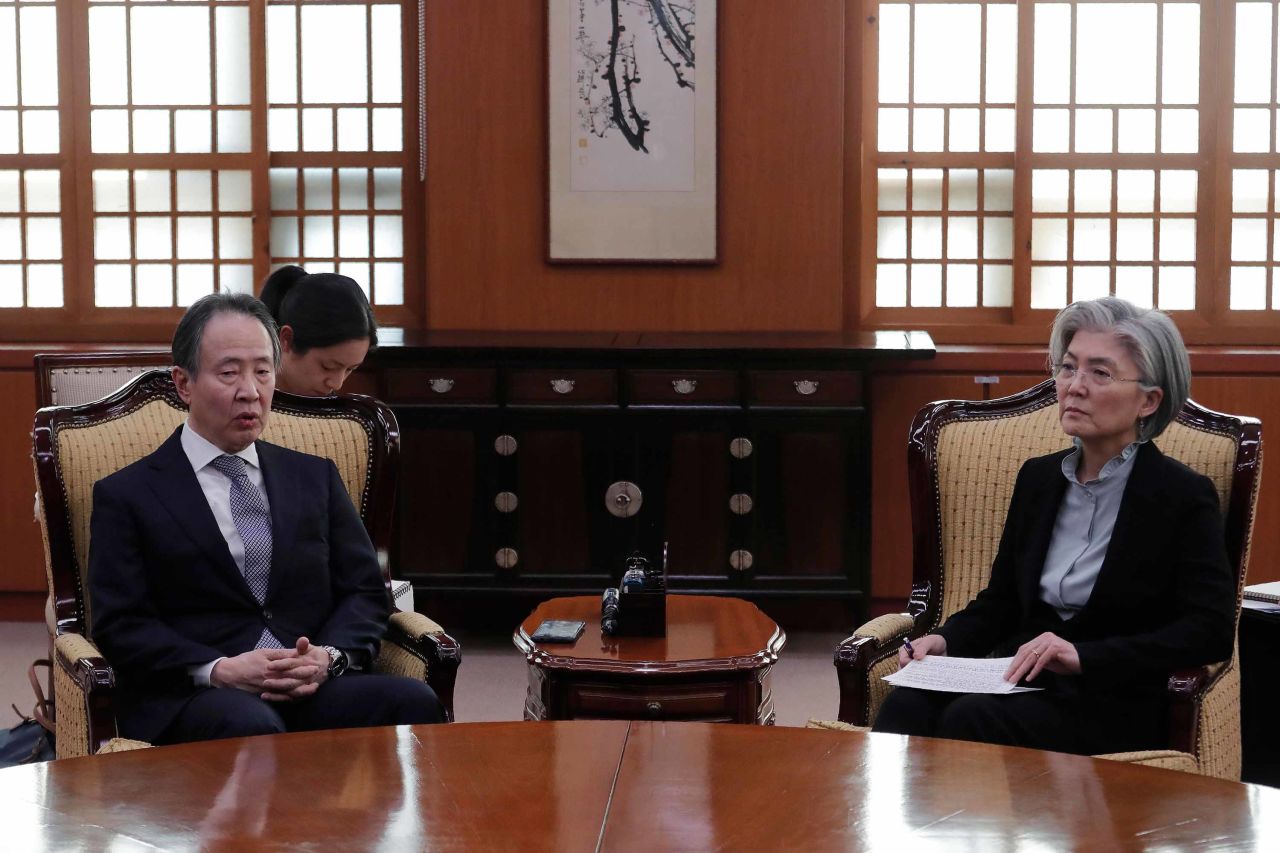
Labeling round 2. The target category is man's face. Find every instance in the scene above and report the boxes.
[173,311,276,453]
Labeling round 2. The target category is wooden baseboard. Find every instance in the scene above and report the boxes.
[0,592,45,622]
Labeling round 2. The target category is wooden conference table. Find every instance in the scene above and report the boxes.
[3,721,1276,850]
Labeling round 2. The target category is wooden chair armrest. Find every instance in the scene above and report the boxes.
[1166,660,1226,755]
[380,611,462,722]
[52,632,119,758]
[834,613,915,726]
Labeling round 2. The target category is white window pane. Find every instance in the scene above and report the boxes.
[949,170,978,211]
[133,109,171,154]
[1161,170,1198,213]
[373,261,403,305]
[305,261,335,273]
[176,171,212,212]
[878,4,909,102]
[135,170,171,212]
[1032,170,1069,213]
[304,215,334,256]
[268,108,299,152]
[1075,109,1112,154]
[95,263,132,307]
[88,7,127,106]
[176,263,214,306]
[1162,4,1199,104]
[219,217,253,259]
[95,217,131,260]
[174,110,213,153]
[1033,108,1069,152]
[1161,109,1198,154]
[24,170,59,213]
[984,170,1014,211]
[337,107,368,152]
[947,217,978,259]
[983,264,1012,307]
[219,172,252,212]
[1032,219,1067,261]
[1232,169,1269,213]
[913,108,944,152]
[301,6,367,103]
[1073,266,1111,301]
[372,215,402,257]
[949,108,979,152]
[135,216,172,260]
[1076,3,1156,105]
[877,216,906,259]
[91,109,129,153]
[25,218,60,259]
[271,169,298,211]
[338,214,369,257]
[947,263,978,307]
[985,108,1015,152]
[304,168,331,209]
[1073,219,1110,261]
[220,263,254,296]
[1159,219,1196,262]
[911,217,942,259]
[1235,3,1273,103]
[18,7,58,106]
[1034,3,1071,104]
[370,5,401,103]
[22,110,58,154]
[1115,266,1154,307]
[911,264,942,307]
[1231,266,1267,310]
[26,263,61,307]
[371,108,401,151]
[913,169,943,211]
[986,4,1018,103]
[266,5,298,104]
[0,217,19,259]
[0,172,16,212]
[337,261,369,293]
[1117,170,1155,213]
[135,263,173,307]
[1117,109,1155,153]
[271,217,299,257]
[1158,266,1195,310]
[302,107,333,151]
[217,110,251,153]
[1233,218,1269,261]
[878,108,908,151]
[0,111,17,153]
[1031,265,1067,308]
[0,265,20,307]
[0,11,16,107]
[131,8,211,105]
[1075,170,1112,213]
[1234,108,1270,153]
[878,168,907,211]
[1116,218,1154,261]
[177,217,213,258]
[876,263,907,307]
[94,170,129,213]
[372,169,401,210]
[983,217,1013,259]
[339,168,367,210]
[215,7,250,105]
[914,5,981,104]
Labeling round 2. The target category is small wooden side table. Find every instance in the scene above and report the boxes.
[514,594,786,724]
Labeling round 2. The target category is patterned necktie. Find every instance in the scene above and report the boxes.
[209,454,284,650]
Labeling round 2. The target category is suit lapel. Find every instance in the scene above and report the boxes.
[1018,452,1070,610]
[1084,441,1162,610]
[257,441,298,601]
[144,428,256,602]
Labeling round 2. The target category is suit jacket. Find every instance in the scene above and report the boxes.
[88,427,390,742]
[936,441,1235,698]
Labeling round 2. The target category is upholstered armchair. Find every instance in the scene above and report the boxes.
[814,380,1261,779]
[33,369,461,758]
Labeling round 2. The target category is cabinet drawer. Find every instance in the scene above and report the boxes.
[748,371,862,406]
[567,681,734,720]
[508,369,617,405]
[627,370,740,405]
[383,368,496,404]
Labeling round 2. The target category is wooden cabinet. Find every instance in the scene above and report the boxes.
[364,331,932,616]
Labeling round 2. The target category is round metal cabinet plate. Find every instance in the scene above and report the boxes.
[605,481,643,518]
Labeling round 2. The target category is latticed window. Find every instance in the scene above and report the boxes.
[0,0,420,339]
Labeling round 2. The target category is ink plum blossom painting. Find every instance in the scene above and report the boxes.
[548,0,717,262]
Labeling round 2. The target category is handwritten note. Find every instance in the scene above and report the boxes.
[883,656,1043,694]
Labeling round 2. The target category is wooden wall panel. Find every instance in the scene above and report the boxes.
[423,1,848,331]
[0,370,44,592]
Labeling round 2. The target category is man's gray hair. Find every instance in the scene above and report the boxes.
[172,292,281,376]
[1048,297,1191,441]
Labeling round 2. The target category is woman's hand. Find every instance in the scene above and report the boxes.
[1004,632,1081,683]
[898,633,947,668]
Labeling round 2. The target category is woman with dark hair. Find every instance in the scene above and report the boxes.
[260,265,377,396]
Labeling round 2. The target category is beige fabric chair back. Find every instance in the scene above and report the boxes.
[45,365,162,407]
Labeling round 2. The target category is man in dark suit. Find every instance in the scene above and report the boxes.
[89,292,444,744]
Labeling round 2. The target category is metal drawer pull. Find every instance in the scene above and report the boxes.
[605,481,643,518]
[428,377,454,394]
[729,549,753,572]
[494,434,518,456]
[672,378,698,395]
[550,378,576,394]
[495,547,519,569]
[494,491,518,513]
[730,437,753,459]
[646,701,663,717]
[729,493,753,515]
[793,379,819,396]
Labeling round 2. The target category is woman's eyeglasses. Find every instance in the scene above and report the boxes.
[1051,362,1143,387]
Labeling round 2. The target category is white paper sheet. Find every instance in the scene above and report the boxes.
[882,656,1044,694]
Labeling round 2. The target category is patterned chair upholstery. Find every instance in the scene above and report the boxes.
[33,369,461,758]
[813,379,1261,780]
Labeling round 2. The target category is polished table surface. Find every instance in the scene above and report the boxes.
[3,721,1278,851]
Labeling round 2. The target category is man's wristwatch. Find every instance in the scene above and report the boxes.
[320,645,349,679]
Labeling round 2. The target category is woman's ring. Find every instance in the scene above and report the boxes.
[1031,649,1042,656]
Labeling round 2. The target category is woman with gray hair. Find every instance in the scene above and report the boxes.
[873,297,1235,755]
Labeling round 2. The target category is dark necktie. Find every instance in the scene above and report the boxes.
[209,454,284,650]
